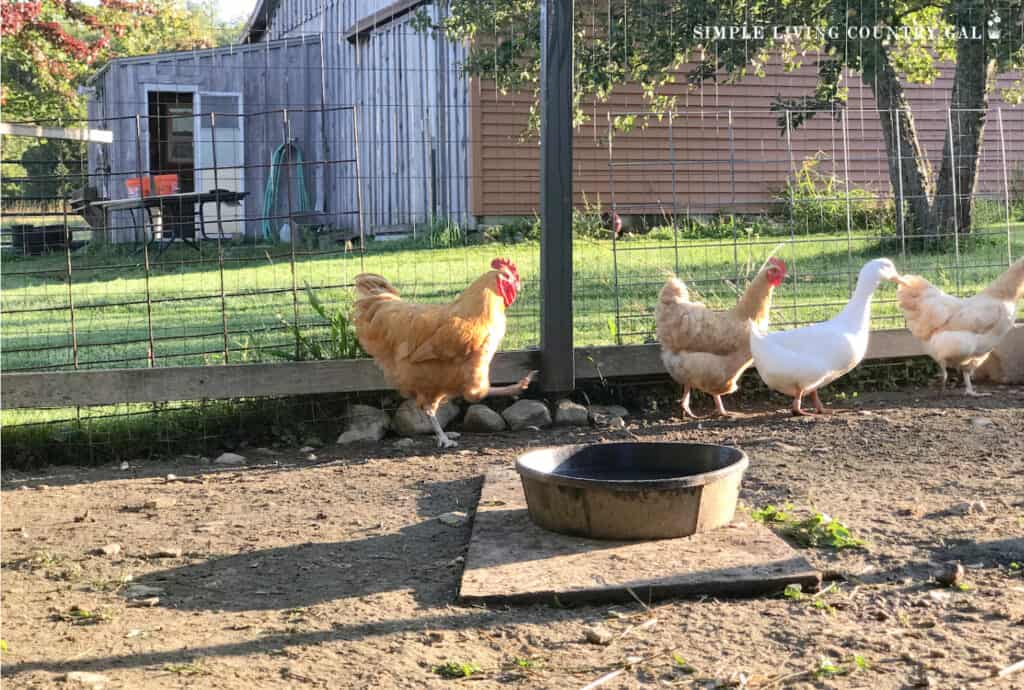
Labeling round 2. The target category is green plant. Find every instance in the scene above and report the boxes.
[671,654,696,674]
[163,661,209,676]
[751,503,794,525]
[433,661,482,679]
[752,504,866,550]
[783,584,805,601]
[780,156,894,234]
[268,283,365,362]
[509,657,539,671]
[57,606,111,626]
[814,654,870,679]
[487,216,541,243]
[786,513,866,550]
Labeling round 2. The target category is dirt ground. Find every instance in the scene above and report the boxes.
[2,387,1023,689]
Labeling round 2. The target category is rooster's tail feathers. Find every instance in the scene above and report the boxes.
[354,273,400,300]
[658,275,689,304]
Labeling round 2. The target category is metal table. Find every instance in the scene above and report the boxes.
[91,190,248,258]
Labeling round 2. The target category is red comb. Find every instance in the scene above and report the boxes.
[491,257,519,279]
[768,257,787,273]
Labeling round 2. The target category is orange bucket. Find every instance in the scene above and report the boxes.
[126,174,179,197]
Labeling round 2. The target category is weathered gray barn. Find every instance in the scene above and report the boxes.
[87,0,470,241]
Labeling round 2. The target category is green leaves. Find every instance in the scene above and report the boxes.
[751,503,867,550]
[433,661,482,679]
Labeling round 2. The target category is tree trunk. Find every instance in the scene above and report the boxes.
[931,18,994,238]
[866,54,935,244]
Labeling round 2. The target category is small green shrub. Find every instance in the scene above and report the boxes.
[780,156,894,233]
[268,283,365,362]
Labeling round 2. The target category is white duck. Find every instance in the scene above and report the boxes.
[749,258,905,415]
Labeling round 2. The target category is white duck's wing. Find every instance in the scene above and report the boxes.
[749,324,836,394]
[750,320,864,394]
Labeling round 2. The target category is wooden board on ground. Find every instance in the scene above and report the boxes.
[459,467,821,606]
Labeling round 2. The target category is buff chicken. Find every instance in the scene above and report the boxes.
[656,257,787,417]
[897,257,1024,396]
[352,258,536,448]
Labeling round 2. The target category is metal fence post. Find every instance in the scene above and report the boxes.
[540,0,574,392]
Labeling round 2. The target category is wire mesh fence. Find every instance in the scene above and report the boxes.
[2,5,1023,465]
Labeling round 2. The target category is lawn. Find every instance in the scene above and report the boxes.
[3,223,1022,377]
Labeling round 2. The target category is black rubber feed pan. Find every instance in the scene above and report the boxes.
[516,442,748,540]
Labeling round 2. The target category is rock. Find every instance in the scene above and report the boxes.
[392,400,459,436]
[589,405,628,423]
[502,400,552,431]
[928,590,951,604]
[98,543,121,557]
[951,500,987,516]
[63,671,111,689]
[337,404,390,443]
[149,547,182,559]
[584,625,614,645]
[303,437,323,448]
[127,597,161,608]
[123,584,165,599]
[970,417,994,428]
[119,461,130,471]
[935,562,965,587]
[462,404,506,432]
[393,438,415,449]
[213,452,246,466]
[298,446,316,454]
[554,399,589,426]
[607,416,626,430]
[438,511,468,527]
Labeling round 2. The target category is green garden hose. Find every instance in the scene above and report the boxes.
[261,141,312,240]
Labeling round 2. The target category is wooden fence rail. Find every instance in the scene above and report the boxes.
[0,328,945,410]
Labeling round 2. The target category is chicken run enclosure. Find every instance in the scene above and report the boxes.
[2,0,1024,465]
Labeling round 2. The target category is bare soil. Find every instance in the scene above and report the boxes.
[2,387,1023,689]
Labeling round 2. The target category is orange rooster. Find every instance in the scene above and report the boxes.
[897,257,1024,396]
[353,258,536,448]
[655,257,787,418]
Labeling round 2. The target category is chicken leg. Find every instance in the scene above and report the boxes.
[484,370,538,398]
[712,395,733,418]
[427,410,458,449]
[962,371,989,397]
[680,384,698,419]
[810,390,831,414]
[790,391,813,417]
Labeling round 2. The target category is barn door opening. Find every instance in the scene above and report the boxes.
[148,90,195,238]
[195,92,244,238]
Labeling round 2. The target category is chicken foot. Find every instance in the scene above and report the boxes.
[484,370,538,398]
[427,410,459,449]
[712,395,733,418]
[790,391,814,417]
[810,390,831,414]
[680,385,698,419]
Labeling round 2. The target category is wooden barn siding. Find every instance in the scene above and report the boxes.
[265,0,471,230]
[88,37,324,242]
[472,61,1024,217]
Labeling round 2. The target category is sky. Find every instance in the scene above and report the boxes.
[76,0,260,24]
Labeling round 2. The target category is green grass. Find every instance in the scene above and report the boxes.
[3,222,1022,442]
[4,224,1022,371]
